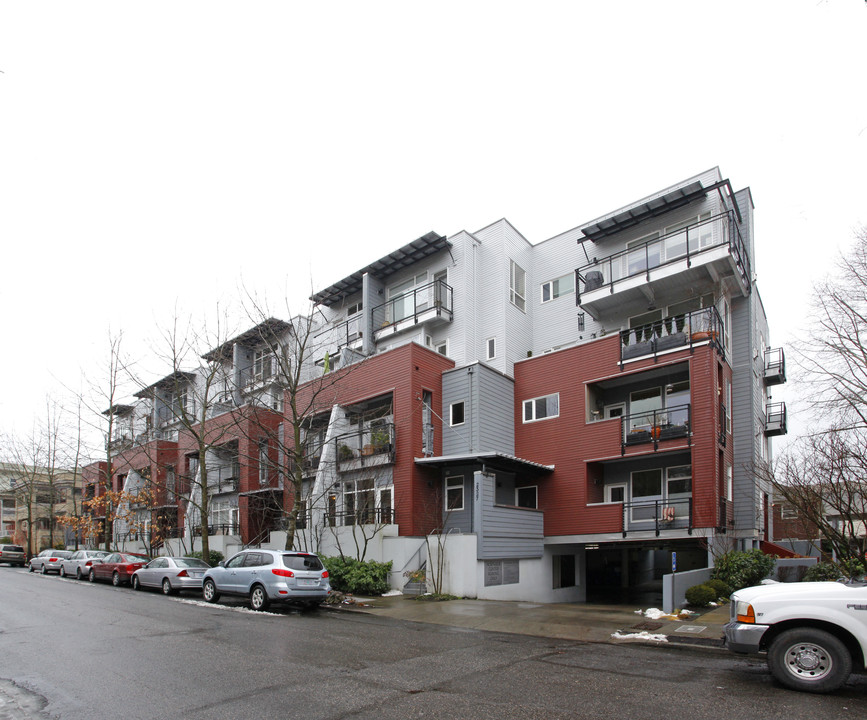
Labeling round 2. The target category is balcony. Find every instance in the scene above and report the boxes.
[207,462,240,493]
[620,306,724,366]
[621,404,691,454]
[764,347,786,386]
[622,497,693,537]
[765,402,788,437]
[577,211,750,319]
[335,423,396,472]
[371,279,453,341]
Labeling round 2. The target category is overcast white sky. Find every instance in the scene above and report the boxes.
[1,1,865,454]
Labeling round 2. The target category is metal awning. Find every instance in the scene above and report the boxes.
[202,317,292,361]
[415,452,554,476]
[310,231,449,307]
[580,181,707,241]
[134,371,197,399]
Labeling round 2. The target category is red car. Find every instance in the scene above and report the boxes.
[89,552,150,586]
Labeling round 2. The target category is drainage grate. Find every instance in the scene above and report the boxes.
[675,625,707,634]
[631,621,664,631]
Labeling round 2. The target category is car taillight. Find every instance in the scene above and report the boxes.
[321,570,329,579]
[272,568,294,578]
[120,564,130,572]
[49,558,58,562]
[85,561,92,567]
[176,570,189,578]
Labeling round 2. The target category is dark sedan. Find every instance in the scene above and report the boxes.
[89,552,149,586]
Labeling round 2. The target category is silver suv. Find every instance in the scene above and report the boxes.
[0,544,26,567]
[202,549,331,611]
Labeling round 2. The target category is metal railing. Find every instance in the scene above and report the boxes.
[621,404,690,454]
[371,278,453,333]
[763,347,786,385]
[620,306,724,365]
[765,402,788,436]
[191,523,240,537]
[335,423,396,468]
[621,497,693,537]
[325,507,395,527]
[578,210,750,300]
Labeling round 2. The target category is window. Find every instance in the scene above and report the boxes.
[252,348,276,382]
[387,272,428,322]
[450,401,465,426]
[258,439,270,486]
[516,486,537,509]
[510,260,526,312]
[486,337,496,361]
[606,484,626,503]
[666,465,692,496]
[445,476,464,511]
[523,393,559,422]
[540,273,575,303]
[626,232,661,276]
[781,504,798,520]
[343,479,375,525]
[552,554,576,589]
[631,469,662,498]
[435,340,448,357]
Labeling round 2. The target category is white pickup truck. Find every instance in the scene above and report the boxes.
[724,580,867,692]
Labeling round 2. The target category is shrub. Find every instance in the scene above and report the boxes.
[703,578,731,599]
[189,549,224,567]
[801,560,866,582]
[321,556,393,595]
[685,584,717,607]
[711,549,776,591]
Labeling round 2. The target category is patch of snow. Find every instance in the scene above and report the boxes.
[761,579,780,584]
[382,589,403,597]
[709,602,718,607]
[611,631,668,642]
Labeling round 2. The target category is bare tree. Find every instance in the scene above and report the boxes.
[761,228,867,571]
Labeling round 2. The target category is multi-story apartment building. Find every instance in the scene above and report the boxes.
[83,167,786,604]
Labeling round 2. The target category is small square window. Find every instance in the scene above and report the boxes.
[516,486,537,509]
[450,402,465,426]
[486,337,496,361]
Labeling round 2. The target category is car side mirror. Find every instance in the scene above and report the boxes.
[218,561,226,568]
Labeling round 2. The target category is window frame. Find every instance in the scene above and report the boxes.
[540,273,575,304]
[445,476,465,512]
[523,393,560,423]
[486,337,496,361]
[515,485,538,509]
[510,260,526,312]
[450,401,465,427]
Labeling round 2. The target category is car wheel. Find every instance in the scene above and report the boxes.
[249,584,269,611]
[41,564,47,575]
[132,575,141,591]
[89,568,96,582]
[28,564,34,573]
[76,568,82,580]
[203,579,220,603]
[60,566,66,578]
[767,628,853,693]
[162,578,175,596]
[112,571,121,587]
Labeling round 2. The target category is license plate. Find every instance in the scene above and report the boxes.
[298,579,318,586]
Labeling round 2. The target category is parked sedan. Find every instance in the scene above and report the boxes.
[132,557,210,595]
[29,549,73,575]
[59,549,111,580]
[202,549,330,611]
[88,552,149,586]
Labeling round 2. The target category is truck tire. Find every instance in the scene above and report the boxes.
[767,627,852,693]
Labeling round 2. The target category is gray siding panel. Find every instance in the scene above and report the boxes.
[474,471,544,560]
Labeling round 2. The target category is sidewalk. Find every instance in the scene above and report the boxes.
[333,593,730,650]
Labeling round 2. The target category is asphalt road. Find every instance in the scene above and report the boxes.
[1,566,865,719]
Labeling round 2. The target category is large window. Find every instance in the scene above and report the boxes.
[510,260,526,312]
[541,273,575,303]
[450,401,465,426]
[387,272,428,322]
[523,393,559,422]
[445,476,464,511]
[252,348,275,382]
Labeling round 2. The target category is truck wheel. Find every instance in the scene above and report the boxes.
[767,628,852,693]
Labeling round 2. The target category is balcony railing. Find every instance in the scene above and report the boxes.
[325,507,395,527]
[192,522,240,537]
[764,347,786,386]
[620,306,724,366]
[206,462,240,491]
[336,423,396,470]
[621,497,693,537]
[578,210,750,302]
[371,279,453,336]
[621,404,691,454]
[765,402,788,437]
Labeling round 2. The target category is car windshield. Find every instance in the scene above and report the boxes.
[120,554,148,563]
[174,558,210,568]
[282,554,324,571]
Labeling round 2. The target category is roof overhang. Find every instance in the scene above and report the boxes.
[580,181,708,241]
[310,231,449,307]
[134,371,197,399]
[202,318,293,362]
[414,452,554,476]
[102,404,135,417]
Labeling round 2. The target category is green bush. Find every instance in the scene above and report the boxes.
[801,560,866,582]
[321,556,392,595]
[685,584,717,607]
[189,549,224,567]
[711,549,776,591]
[703,578,732,599]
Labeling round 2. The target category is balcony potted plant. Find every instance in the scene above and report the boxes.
[338,443,354,462]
